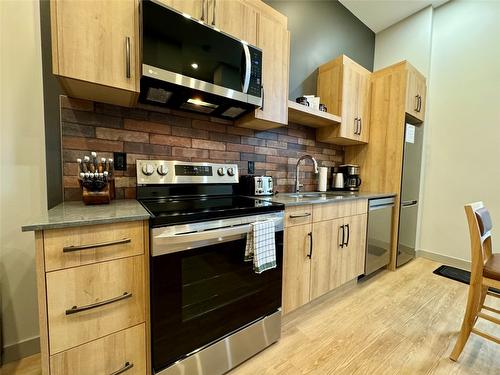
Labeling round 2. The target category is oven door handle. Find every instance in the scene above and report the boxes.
[153,217,283,256]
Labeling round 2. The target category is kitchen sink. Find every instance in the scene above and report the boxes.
[287,193,324,198]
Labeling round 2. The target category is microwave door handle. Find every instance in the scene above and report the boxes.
[242,43,251,94]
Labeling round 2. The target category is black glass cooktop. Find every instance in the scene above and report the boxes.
[140,195,284,227]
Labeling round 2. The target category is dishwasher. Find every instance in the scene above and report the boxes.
[365,197,395,276]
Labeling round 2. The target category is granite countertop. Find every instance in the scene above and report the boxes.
[256,191,397,206]
[22,199,151,232]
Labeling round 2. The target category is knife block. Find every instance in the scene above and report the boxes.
[80,179,115,205]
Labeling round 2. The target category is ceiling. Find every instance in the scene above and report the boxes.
[339,0,449,33]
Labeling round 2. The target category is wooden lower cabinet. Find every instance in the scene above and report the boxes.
[50,323,146,375]
[46,256,145,354]
[331,214,367,289]
[282,223,312,314]
[283,203,368,314]
[35,220,150,375]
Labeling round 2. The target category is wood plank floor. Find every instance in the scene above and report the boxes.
[2,258,499,375]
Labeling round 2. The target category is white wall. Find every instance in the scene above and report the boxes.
[419,0,500,262]
[374,6,433,76]
[1,0,47,360]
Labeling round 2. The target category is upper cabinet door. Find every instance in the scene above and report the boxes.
[52,0,139,92]
[254,11,289,126]
[341,61,361,140]
[158,0,205,20]
[405,65,426,122]
[316,55,371,145]
[356,69,371,143]
[210,0,258,46]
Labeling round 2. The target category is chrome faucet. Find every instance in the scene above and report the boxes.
[295,155,319,193]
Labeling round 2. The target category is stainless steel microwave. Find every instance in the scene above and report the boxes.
[140,0,263,119]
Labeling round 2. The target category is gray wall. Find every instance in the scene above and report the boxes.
[40,0,64,208]
[265,0,375,99]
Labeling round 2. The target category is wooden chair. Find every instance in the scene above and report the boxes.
[449,202,500,361]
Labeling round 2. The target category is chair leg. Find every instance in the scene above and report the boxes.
[450,281,483,361]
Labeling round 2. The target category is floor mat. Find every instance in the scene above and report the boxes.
[433,265,500,294]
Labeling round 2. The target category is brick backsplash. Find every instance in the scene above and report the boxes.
[60,96,344,200]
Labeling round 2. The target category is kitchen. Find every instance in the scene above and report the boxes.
[1,0,500,374]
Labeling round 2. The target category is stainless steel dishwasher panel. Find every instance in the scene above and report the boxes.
[366,197,395,276]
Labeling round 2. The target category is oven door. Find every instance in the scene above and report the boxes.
[150,214,283,372]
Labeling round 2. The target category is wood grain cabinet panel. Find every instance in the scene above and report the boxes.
[50,324,146,375]
[405,66,427,122]
[43,221,144,272]
[211,0,258,45]
[51,0,140,106]
[282,223,312,314]
[236,3,290,130]
[312,199,367,222]
[316,55,372,145]
[46,256,145,354]
[285,205,313,227]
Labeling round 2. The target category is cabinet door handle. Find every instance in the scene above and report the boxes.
[358,118,362,136]
[65,292,132,315]
[289,213,311,219]
[201,0,205,21]
[63,238,131,252]
[353,117,358,135]
[307,232,313,259]
[125,37,131,79]
[212,0,216,25]
[414,94,419,111]
[339,225,345,248]
[344,224,350,247]
[417,95,422,112]
[260,85,265,110]
[110,362,134,375]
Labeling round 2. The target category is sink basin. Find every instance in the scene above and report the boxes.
[286,193,324,198]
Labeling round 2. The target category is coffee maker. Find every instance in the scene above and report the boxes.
[338,164,361,191]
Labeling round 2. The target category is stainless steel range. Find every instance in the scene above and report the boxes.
[136,160,284,375]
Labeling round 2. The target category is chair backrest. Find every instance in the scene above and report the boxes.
[465,202,493,278]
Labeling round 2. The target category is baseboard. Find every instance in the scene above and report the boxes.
[416,249,471,271]
[2,336,40,364]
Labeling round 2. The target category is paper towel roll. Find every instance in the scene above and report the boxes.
[318,167,328,192]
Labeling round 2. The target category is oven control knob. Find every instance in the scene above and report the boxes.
[157,165,168,176]
[227,167,235,176]
[142,163,155,176]
[217,167,225,176]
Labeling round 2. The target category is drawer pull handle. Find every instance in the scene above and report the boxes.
[289,213,311,219]
[110,361,134,375]
[63,238,131,252]
[65,292,132,315]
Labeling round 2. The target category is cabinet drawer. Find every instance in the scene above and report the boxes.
[50,323,146,375]
[44,221,144,271]
[313,199,367,222]
[285,205,313,227]
[46,256,145,354]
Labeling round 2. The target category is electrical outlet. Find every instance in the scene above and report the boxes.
[248,160,255,175]
[113,152,127,171]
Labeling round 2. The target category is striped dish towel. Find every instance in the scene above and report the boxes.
[244,220,276,274]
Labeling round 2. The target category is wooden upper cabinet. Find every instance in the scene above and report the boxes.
[236,3,290,130]
[316,55,372,145]
[158,0,204,20]
[50,0,140,106]
[210,0,258,45]
[405,64,427,122]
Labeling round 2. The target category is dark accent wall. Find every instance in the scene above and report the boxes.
[265,0,375,99]
[40,0,64,208]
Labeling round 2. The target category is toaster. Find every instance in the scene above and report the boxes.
[239,175,274,196]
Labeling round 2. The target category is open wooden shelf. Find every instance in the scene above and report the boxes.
[288,100,341,128]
